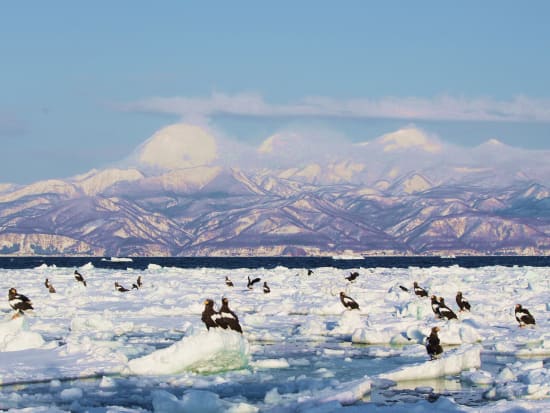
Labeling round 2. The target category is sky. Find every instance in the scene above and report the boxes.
[1,1,549,184]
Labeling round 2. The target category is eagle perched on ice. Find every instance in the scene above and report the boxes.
[8,287,34,318]
[339,292,360,310]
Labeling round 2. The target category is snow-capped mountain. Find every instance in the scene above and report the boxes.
[0,123,548,256]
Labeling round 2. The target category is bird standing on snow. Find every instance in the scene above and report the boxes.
[456,291,471,312]
[515,304,536,327]
[398,285,409,292]
[413,282,428,297]
[74,270,87,287]
[307,269,314,276]
[426,326,443,360]
[8,288,34,318]
[339,291,360,310]
[115,282,130,292]
[431,295,441,318]
[263,281,271,294]
[217,297,243,333]
[201,299,221,331]
[247,276,261,289]
[225,276,234,287]
[44,278,56,293]
[438,297,458,320]
[345,271,360,282]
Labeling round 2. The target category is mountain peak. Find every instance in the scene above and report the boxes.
[72,168,145,196]
[133,123,218,171]
[374,127,442,153]
[258,132,302,154]
[389,173,433,194]
[486,138,504,146]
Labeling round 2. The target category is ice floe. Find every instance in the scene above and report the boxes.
[0,260,548,411]
[379,345,481,382]
[127,329,249,375]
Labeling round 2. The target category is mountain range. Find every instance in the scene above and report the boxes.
[0,124,548,256]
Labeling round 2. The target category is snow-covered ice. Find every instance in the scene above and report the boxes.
[127,329,249,375]
[0,260,548,412]
[379,345,481,382]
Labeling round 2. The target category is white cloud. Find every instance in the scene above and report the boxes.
[376,127,442,153]
[118,92,550,123]
[131,123,218,171]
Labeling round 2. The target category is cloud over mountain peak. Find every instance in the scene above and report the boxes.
[133,123,218,171]
[376,126,442,153]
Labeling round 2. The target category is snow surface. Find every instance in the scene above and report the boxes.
[0,262,548,412]
[127,329,249,375]
[379,345,481,381]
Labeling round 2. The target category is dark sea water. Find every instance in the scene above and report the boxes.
[0,255,548,270]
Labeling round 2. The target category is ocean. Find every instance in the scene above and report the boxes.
[1,255,549,270]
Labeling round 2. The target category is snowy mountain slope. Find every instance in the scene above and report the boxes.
[0,123,548,256]
[1,173,546,256]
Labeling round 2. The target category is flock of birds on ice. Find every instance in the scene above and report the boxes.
[7,268,537,363]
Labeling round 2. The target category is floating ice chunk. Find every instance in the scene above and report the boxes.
[264,387,282,404]
[60,387,83,401]
[516,346,550,357]
[331,310,367,336]
[365,347,400,358]
[298,318,327,336]
[99,375,116,388]
[246,329,286,342]
[379,345,481,382]
[314,376,372,405]
[147,263,162,270]
[390,332,413,345]
[152,389,258,413]
[515,360,544,372]
[352,328,395,344]
[438,322,481,345]
[0,316,45,352]
[288,358,310,367]
[278,376,372,411]
[519,367,549,387]
[251,358,290,369]
[315,367,336,378]
[323,348,345,357]
[485,381,539,401]
[127,329,249,375]
[490,359,550,400]
[494,342,516,354]
[461,369,494,385]
[496,366,516,382]
[321,395,469,412]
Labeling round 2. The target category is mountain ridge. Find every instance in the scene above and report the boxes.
[0,124,548,256]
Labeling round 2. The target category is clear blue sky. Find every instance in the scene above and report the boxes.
[1,1,549,184]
